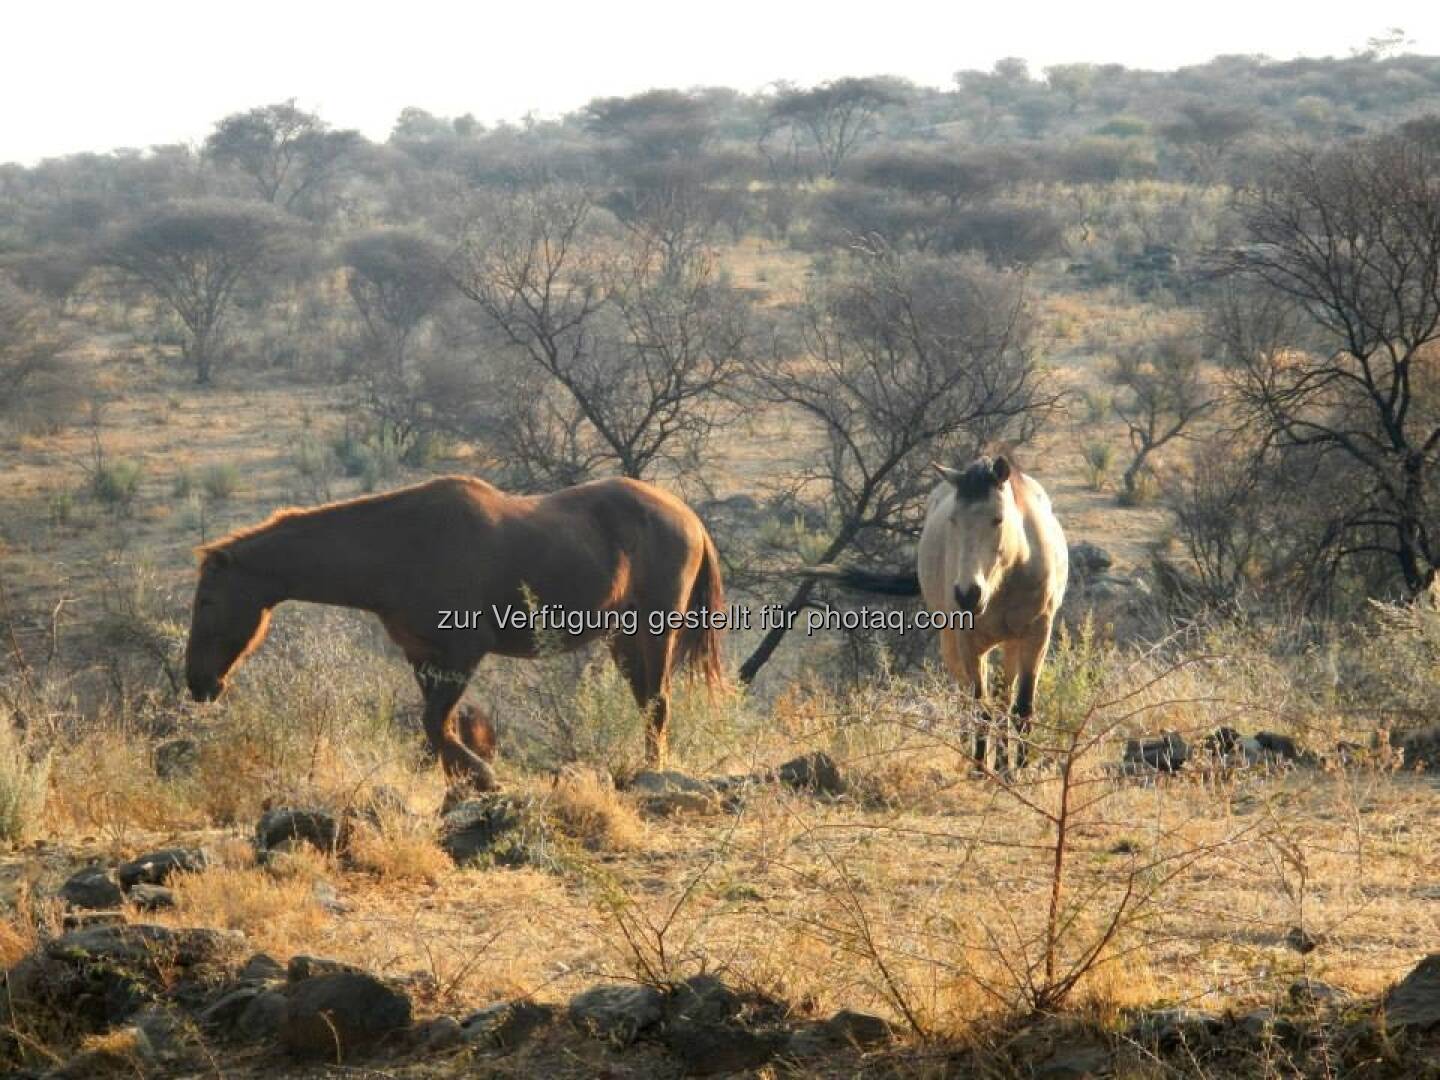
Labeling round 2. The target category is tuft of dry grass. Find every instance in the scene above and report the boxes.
[347,809,451,884]
[163,857,331,953]
[542,767,646,853]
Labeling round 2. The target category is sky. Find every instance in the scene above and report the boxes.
[5,1,1439,165]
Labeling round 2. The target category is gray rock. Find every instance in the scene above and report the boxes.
[461,1000,556,1050]
[131,1005,186,1056]
[154,737,200,779]
[1290,977,1349,1007]
[1068,541,1113,578]
[256,807,341,854]
[1285,925,1320,954]
[664,1020,784,1075]
[59,867,124,910]
[236,989,288,1041]
[416,1014,464,1052]
[569,984,665,1045]
[1240,1008,1299,1044]
[1391,725,1440,771]
[287,954,364,982]
[200,985,266,1029]
[667,974,742,1025]
[127,883,176,911]
[1123,732,1188,772]
[312,880,349,915]
[48,923,239,969]
[116,847,209,889]
[439,796,524,865]
[279,971,412,1060]
[1035,1040,1111,1080]
[776,751,847,796]
[825,1009,893,1047]
[1385,953,1440,1031]
[238,952,285,981]
[1128,1007,1223,1049]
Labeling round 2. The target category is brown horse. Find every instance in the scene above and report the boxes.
[184,475,726,789]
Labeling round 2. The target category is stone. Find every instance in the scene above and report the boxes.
[131,1005,186,1057]
[1290,977,1349,1007]
[825,1009,893,1047]
[256,807,342,854]
[416,1014,464,1052]
[1068,541,1113,578]
[776,751,847,796]
[116,847,209,889]
[287,954,364,982]
[1391,726,1440,772]
[1123,732,1188,772]
[664,1020,784,1075]
[127,884,176,911]
[1384,953,1440,1031]
[438,796,524,865]
[569,984,665,1045]
[629,772,724,816]
[1285,925,1320,954]
[1129,1008,1223,1049]
[667,974,742,1025]
[59,867,124,910]
[236,989,288,1041]
[48,924,239,970]
[461,1000,556,1050]
[1034,1040,1111,1080]
[200,985,266,1029]
[238,952,285,981]
[279,971,412,1060]
[312,880,349,915]
[153,737,200,779]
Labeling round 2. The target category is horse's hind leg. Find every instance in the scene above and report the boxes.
[414,661,498,791]
[610,630,678,769]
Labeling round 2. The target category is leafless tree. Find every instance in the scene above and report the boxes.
[739,245,1055,682]
[1110,330,1216,498]
[1219,130,1440,597]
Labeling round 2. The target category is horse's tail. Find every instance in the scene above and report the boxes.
[799,564,922,596]
[677,528,726,692]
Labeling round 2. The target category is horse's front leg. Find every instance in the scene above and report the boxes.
[1003,628,1052,771]
[415,659,498,792]
[943,627,992,770]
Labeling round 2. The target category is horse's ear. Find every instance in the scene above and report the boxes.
[992,456,1012,485]
[932,462,963,486]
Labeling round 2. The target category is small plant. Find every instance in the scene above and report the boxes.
[170,469,194,500]
[1084,388,1113,424]
[1082,441,1114,491]
[44,485,74,527]
[91,458,144,513]
[292,435,339,503]
[0,721,51,844]
[200,462,240,502]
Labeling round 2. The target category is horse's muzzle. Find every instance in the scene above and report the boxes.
[955,584,983,615]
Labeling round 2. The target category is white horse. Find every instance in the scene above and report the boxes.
[920,455,1068,769]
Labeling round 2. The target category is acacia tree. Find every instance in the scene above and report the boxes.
[450,186,749,482]
[105,199,292,384]
[1220,130,1440,596]
[766,78,909,179]
[739,246,1054,682]
[0,278,79,431]
[1110,331,1216,499]
[206,100,359,214]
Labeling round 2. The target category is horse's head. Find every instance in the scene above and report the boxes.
[933,456,1025,618]
[184,548,273,702]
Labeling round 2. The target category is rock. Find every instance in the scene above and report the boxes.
[825,1009,893,1048]
[153,737,200,779]
[776,751,848,796]
[630,771,724,816]
[664,1020,784,1075]
[60,909,126,931]
[1391,726,1440,771]
[1129,1008,1223,1049]
[256,807,342,854]
[279,971,412,1060]
[1290,977,1349,1007]
[1068,541,1113,578]
[667,974,742,1025]
[1200,726,1243,757]
[1384,953,1440,1031]
[568,984,665,1045]
[238,952,285,981]
[59,867,124,910]
[1285,925,1320,954]
[461,1000,556,1050]
[236,989,288,1041]
[1254,731,1316,766]
[116,847,209,889]
[438,796,524,865]
[312,880,349,915]
[1123,732,1188,772]
[127,884,176,911]
[48,924,239,970]
[287,954,364,982]
[416,1014,464,1052]
[1240,1008,1298,1043]
[131,1005,186,1057]
[200,985,267,1029]
[1034,1040,1111,1080]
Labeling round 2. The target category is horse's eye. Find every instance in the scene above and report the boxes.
[992,517,1003,527]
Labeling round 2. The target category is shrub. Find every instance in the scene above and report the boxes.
[91,458,143,513]
[1082,441,1114,491]
[0,722,51,844]
[200,462,240,501]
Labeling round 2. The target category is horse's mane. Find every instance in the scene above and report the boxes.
[195,474,495,561]
[949,454,1030,512]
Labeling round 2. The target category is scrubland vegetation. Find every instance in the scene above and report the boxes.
[5,43,1440,1076]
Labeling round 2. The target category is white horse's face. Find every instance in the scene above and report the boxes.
[937,457,1020,618]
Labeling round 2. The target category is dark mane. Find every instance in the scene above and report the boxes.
[194,475,491,561]
[952,457,1002,502]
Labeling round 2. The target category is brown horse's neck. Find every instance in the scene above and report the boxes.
[230,499,406,613]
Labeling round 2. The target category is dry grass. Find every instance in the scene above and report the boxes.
[541,767,647,853]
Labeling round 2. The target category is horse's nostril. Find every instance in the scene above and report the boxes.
[955,585,982,612]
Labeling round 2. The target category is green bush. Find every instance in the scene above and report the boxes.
[1082,442,1114,491]
[91,458,143,513]
[0,721,51,843]
[200,462,240,501]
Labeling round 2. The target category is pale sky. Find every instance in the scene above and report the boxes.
[6,1,1439,165]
